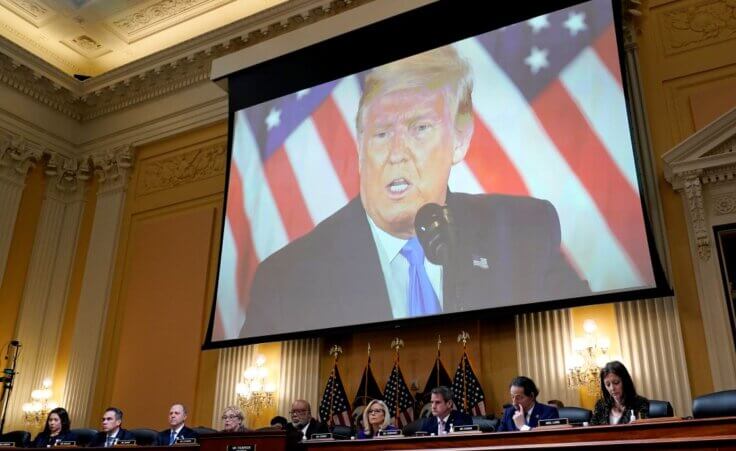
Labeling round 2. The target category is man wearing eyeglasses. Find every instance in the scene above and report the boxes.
[287,400,328,440]
[88,407,136,447]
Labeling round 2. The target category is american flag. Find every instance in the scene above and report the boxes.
[318,364,352,427]
[383,362,415,428]
[451,352,486,416]
[214,0,654,340]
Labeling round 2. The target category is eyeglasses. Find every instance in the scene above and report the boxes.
[367,409,384,415]
[289,409,309,414]
[221,415,240,420]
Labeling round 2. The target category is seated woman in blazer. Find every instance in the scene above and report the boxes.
[591,361,649,425]
[31,407,77,447]
[357,400,398,439]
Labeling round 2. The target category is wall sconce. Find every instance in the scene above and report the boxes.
[235,355,276,416]
[567,320,610,394]
[22,379,58,429]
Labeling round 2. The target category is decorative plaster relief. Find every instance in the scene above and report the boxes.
[684,174,712,260]
[91,146,134,193]
[45,152,91,195]
[139,142,226,195]
[713,192,736,215]
[703,136,736,157]
[107,0,236,43]
[60,34,112,59]
[0,131,43,183]
[0,0,55,27]
[659,0,736,55]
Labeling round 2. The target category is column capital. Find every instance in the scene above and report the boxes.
[91,145,135,195]
[44,152,92,201]
[0,131,43,186]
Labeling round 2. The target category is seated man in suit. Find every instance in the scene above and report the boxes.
[154,403,199,445]
[287,400,328,440]
[498,377,558,431]
[88,407,136,447]
[419,386,472,435]
[241,43,589,339]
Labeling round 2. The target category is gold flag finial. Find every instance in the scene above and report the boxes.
[329,345,343,361]
[391,337,404,351]
[457,331,470,348]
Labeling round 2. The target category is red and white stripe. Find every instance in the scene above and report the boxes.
[213,32,655,340]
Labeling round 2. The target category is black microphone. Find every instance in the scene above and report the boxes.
[414,203,455,265]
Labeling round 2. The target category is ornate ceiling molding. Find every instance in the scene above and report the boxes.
[0,0,56,27]
[0,0,375,122]
[106,0,236,44]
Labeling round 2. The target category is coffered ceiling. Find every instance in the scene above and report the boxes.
[0,0,287,77]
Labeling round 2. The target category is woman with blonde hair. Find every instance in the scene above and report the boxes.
[357,400,398,439]
[220,406,249,432]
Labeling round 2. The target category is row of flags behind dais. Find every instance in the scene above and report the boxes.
[319,347,486,428]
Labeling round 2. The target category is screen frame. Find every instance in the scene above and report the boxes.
[203,0,672,350]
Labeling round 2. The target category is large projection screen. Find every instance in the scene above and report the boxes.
[205,0,669,347]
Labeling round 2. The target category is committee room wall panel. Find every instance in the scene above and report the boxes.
[636,0,736,396]
[90,122,226,429]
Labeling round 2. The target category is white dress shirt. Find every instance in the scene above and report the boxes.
[366,216,443,318]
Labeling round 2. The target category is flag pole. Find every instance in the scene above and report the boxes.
[391,337,404,426]
[458,331,470,413]
[436,335,442,387]
[363,342,371,405]
[328,345,342,427]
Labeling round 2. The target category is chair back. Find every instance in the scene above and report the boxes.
[557,406,592,425]
[330,424,352,440]
[193,426,218,435]
[69,428,97,447]
[129,428,158,446]
[0,430,30,447]
[418,403,432,419]
[401,418,424,436]
[693,390,736,418]
[648,400,674,418]
[471,416,496,432]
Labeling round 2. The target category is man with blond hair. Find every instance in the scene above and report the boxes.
[242,45,587,338]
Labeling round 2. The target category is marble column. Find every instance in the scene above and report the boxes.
[4,153,89,430]
[61,146,133,426]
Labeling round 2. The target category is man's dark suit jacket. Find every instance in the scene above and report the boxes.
[419,410,473,434]
[153,426,199,446]
[287,418,328,440]
[497,402,559,431]
[87,428,136,447]
[241,192,589,338]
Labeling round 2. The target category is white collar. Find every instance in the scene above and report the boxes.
[366,215,408,265]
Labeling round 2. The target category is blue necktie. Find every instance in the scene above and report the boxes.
[400,237,441,316]
[169,431,176,445]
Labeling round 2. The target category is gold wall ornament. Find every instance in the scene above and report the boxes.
[457,331,470,348]
[566,320,610,395]
[21,379,58,430]
[235,354,276,416]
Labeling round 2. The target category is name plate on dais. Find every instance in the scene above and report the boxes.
[58,441,77,446]
[174,438,197,445]
[377,429,402,437]
[450,425,480,433]
[539,418,570,427]
[113,439,136,446]
[0,443,15,447]
[309,433,333,440]
[227,445,255,451]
